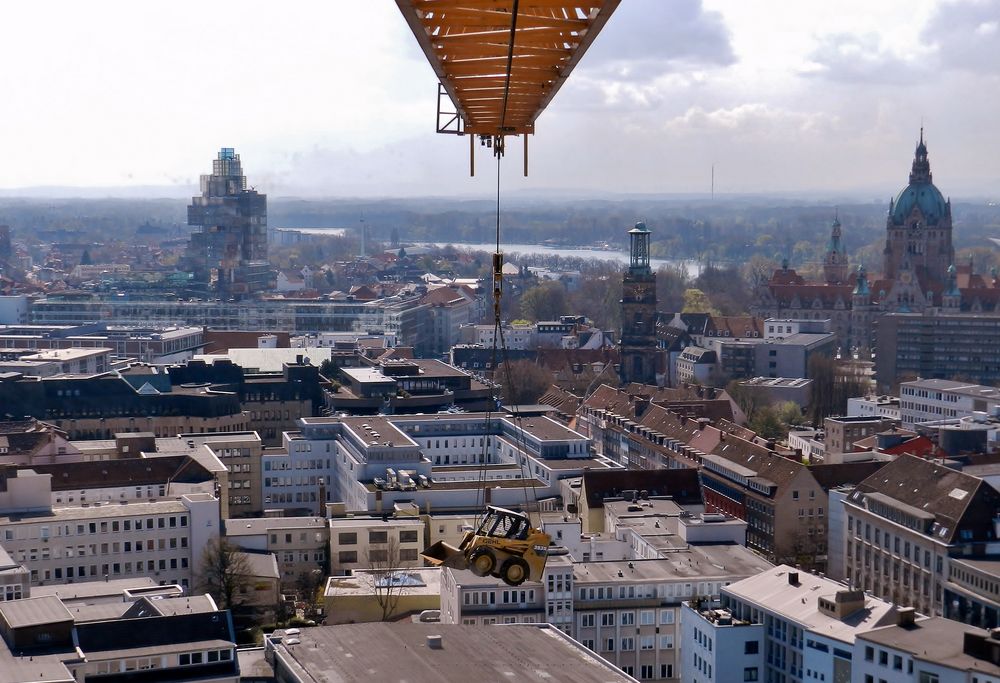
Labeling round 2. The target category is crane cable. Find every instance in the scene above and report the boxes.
[473,0,539,526]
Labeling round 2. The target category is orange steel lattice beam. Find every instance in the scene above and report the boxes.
[396,0,620,137]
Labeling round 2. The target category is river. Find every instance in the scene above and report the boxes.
[421,242,703,278]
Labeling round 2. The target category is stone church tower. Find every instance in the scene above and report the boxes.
[620,221,659,385]
[883,130,954,285]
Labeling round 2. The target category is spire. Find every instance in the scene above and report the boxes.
[910,128,931,184]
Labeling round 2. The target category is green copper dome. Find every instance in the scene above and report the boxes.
[890,130,949,226]
[890,181,948,225]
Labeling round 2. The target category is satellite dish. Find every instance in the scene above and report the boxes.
[303,356,311,365]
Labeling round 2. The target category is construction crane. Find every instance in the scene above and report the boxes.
[398,0,620,587]
[395,0,620,175]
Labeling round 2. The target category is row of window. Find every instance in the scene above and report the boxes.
[3,516,187,542]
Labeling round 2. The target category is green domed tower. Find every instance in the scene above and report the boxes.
[882,129,954,284]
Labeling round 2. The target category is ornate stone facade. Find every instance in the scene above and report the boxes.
[753,133,999,359]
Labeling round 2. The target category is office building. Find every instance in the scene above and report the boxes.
[681,565,900,683]
[183,148,272,297]
[841,454,1000,615]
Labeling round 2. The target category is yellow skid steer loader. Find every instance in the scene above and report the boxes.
[421,505,550,586]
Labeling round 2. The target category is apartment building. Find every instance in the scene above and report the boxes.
[823,415,898,454]
[0,546,29,602]
[0,591,239,683]
[223,516,329,588]
[265,622,640,683]
[0,468,220,590]
[841,454,1000,616]
[261,432,332,516]
[29,292,433,351]
[169,358,325,445]
[0,323,205,363]
[855,616,1000,683]
[0,372,250,441]
[681,565,900,683]
[324,567,441,623]
[442,543,772,682]
[847,395,902,421]
[296,412,608,514]
[875,312,1000,392]
[898,378,1000,428]
[4,347,111,376]
[328,516,425,575]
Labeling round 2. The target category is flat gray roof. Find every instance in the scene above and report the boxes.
[0,596,73,629]
[271,623,637,682]
[859,617,1000,675]
[575,546,772,584]
[224,516,328,537]
[32,577,159,603]
[725,565,898,644]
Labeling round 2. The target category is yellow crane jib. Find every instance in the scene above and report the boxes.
[396,1,621,173]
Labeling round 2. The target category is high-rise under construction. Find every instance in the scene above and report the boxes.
[183,148,273,297]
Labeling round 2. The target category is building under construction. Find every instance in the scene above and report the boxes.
[183,148,273,297]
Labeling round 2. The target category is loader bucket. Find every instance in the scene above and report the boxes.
[420,541,469,570]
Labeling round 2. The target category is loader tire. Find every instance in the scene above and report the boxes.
[469,548,497,577]
[500,557,529,586]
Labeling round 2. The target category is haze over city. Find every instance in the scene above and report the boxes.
[1,0,998,198]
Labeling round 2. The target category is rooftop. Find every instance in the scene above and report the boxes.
[270,622,637,683]
[724,565,898,644]
[224,516,328,537]
[325,568,441,598]
[859,616,1000,676]
[574,546,773,583]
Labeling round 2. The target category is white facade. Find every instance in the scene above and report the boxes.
[848,395,902,421]
[328,517,424,574]
[475,323,536,350]
[261,432,334,514]
[0,295,29,324]
[899,379,1000,428]
[683,565,900,683]
[680,603,764,683]
[296,413,605,514]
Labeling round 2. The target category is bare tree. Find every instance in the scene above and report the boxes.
[366,535,406,622]
[198,538,252,610]
[497,359,552,406]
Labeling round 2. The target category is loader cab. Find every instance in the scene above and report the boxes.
[477,506,530,541]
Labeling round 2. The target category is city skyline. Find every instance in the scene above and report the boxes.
[0,1,998,198]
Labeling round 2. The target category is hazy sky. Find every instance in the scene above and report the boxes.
[1,0,997,198]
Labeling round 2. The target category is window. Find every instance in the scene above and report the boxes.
[621,611,635,626]
[893,654,903,670]
[640,610,655,625]
[865,646,874,662]
[918,675,939,683]
[744,667,759,682]
[338,533,357,545]
[745,640,759,655]
[399,548,418,562]
[399,530,419,543]
[581,614,595,628]
[640,636,654,650]
[338,551,357,564]
[601,612,615,626]
[369,530,388,544]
